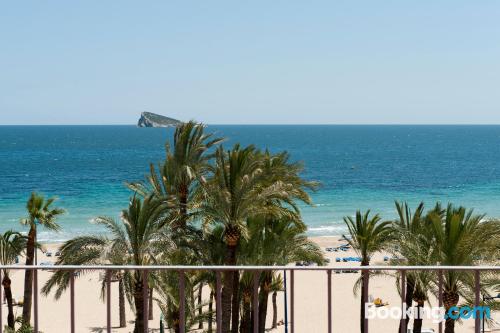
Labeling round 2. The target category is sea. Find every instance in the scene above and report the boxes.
[2,125,500,243]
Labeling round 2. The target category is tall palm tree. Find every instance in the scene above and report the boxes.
[0,231,27,329]
[201,145,316,332]
[200,144,267,333]
[426,204,500,333]
[343,210,392,333]
[131,120,223,228]
[391,201,426,333]
[240,216,324,333]
[20,192,64,325]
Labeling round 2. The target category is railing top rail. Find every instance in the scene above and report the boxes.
[1,265,499,271]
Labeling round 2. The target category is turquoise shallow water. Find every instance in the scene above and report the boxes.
[2,125,500,242]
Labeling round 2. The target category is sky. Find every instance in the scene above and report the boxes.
[1,1,500,125]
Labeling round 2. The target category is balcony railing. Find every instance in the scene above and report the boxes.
[0,265,498,333]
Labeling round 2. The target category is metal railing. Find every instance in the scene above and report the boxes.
[0,265,498,333]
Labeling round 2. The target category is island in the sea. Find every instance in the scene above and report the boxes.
[137,112,182,127]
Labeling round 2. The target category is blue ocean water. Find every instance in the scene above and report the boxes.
[2,125,500,242]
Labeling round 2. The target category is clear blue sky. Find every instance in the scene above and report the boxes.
[1,1,499,125]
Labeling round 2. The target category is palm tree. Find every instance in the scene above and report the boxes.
[131,120,223,228]
[426,204,500,333]
[270,274,284,329]
[154,270,196,333]
[240,216,324,333]
[20,192,64,325]
[391,201,426,333]
[197,226,226,330]
[42,235,129,327]
[343,210,392,333]
[153,258,196,333]
[100,194,167,333]
[43,194,167,333]
[201,145,316,332]
[0,231,27,328]
[200,144,267,333]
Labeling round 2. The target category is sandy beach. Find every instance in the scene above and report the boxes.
[1,237,496,333]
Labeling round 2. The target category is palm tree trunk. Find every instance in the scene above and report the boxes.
[208,290,214,333]
[258,274,271,333]
[240,295,251,333]
[271,291,278,329]
[413,300,424,333]
[443,291,459,333]
[222,244,237,333]
[149,288,154,320]
[398,279,414,333]
[168,307,181,333]
[119,277,126,328]
[133,274,145,333]
[444,317,455,333]
[2,273,15,328]
[198,283,203,329]
[231,272,240,333]
[22,226,36,325]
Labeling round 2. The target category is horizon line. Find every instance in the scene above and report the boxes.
[3,123,500,126]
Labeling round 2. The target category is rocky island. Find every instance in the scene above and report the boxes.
[137,112,182,127]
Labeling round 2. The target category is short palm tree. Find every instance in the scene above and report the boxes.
[0,231,27,328]
[100,194,167,333]
[20,192,64,325]
[426,204,500,333]
[153,249,197,333]
[196,225,227,331]
[42,235,129,327]
[269,274,284,329]
[43,194,167,333]
[343,210,392,333]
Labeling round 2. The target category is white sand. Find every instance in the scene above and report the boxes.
[1,238,496,332]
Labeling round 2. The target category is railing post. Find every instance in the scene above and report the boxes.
[283,270,288,333]
[363,269,369,333]
[216,271,222,333]
[34,268,38,333]
[327,270,332,333]
[70,271,75,333]
[179,270,186,333]
[400,270,406,333]
[253,270,259,333]
[290,270,294,333]
[143,270,149,333]
[107,270,111,333]
[474,270,480,333]
[438,270,443,333]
